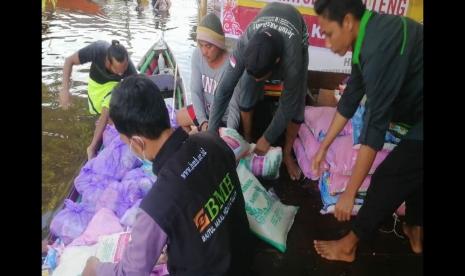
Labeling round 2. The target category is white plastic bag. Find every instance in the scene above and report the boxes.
[219,127,250,160]
[236,161,298,252]
[52,244,97,276]
[243,144,282,179]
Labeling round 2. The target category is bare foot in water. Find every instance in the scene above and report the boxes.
[314,232,358,262]
[283,154,302,181]
[402,223,423,254]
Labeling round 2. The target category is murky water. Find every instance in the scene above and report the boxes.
[42,0,203,236]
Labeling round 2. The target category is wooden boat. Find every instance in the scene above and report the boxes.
[137,37,186,110]
[43,37,186,252]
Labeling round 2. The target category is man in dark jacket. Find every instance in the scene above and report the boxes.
[208,2,309,181]
[82,74,253,275]
[311,0,423,262]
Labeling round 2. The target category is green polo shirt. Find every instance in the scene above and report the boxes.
[338,10,423,150]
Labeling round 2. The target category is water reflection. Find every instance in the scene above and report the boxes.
[42,0,199,236]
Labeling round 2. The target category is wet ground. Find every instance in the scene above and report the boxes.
[250,173,423,276]
[248,100,423,276]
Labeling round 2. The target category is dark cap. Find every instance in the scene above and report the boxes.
[244,28,283,79]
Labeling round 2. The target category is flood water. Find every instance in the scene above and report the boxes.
[42,0,205,236]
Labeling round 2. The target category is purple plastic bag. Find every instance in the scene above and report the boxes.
[120,198,142,227]
[79,175,111,206]
[114,191,136,218]
[95,181,121,214]
[121,168,155,197]
[102,124,119,147]
[113,169,153,217]
[50,200,95,245]
[107,168,156,218]
[74,159,115,196]
[90,136,141,180]
[94,173,149,219]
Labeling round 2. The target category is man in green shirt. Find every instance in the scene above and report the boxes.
[311,0,423,261]
[59,40,137,160]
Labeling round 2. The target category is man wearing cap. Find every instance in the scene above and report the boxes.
[208,2,309,180]
[176,13,241,132]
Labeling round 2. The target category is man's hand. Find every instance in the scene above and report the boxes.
[188,126,199,135]
[87,144,97,160]
[200,121,208,132]
[59,88,72,110]
[156,252,168,265]
[82,256,100,276]
[254,136,270,156]
[334,190,356,222]
[311,147,328,177]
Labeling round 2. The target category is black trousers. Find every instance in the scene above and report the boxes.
[352,139,423,241]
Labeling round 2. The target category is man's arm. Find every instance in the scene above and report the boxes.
[190,49,208,127]
[311,63,366,174]
[82,210,168,276]
[208,40,247,133]
[358,52,409,151]
[261,75,303,145]
[59,52,81,109]
[60,41,104,109]
[335,33,412,220]
[87,107,109,160]
[336,64,366,119]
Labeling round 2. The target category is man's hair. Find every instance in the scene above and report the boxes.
[244,28,283,79]
[314,0,365,26]
[107,40,129,63]
[109,74,171,139]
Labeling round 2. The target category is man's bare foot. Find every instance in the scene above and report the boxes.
[314,232,358,262]
[283,154,302,181]
[402,223,423,254]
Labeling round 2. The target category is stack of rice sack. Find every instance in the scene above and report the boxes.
[293,106,407,215]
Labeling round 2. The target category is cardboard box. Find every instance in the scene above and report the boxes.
[315,89,338,107]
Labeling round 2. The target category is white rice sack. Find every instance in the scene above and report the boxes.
[219,127,250,160]
[52,244,97,276]
[236,161,298,252]
[243,144,282,179]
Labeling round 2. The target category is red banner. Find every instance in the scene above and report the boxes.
[220,0,422,73]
